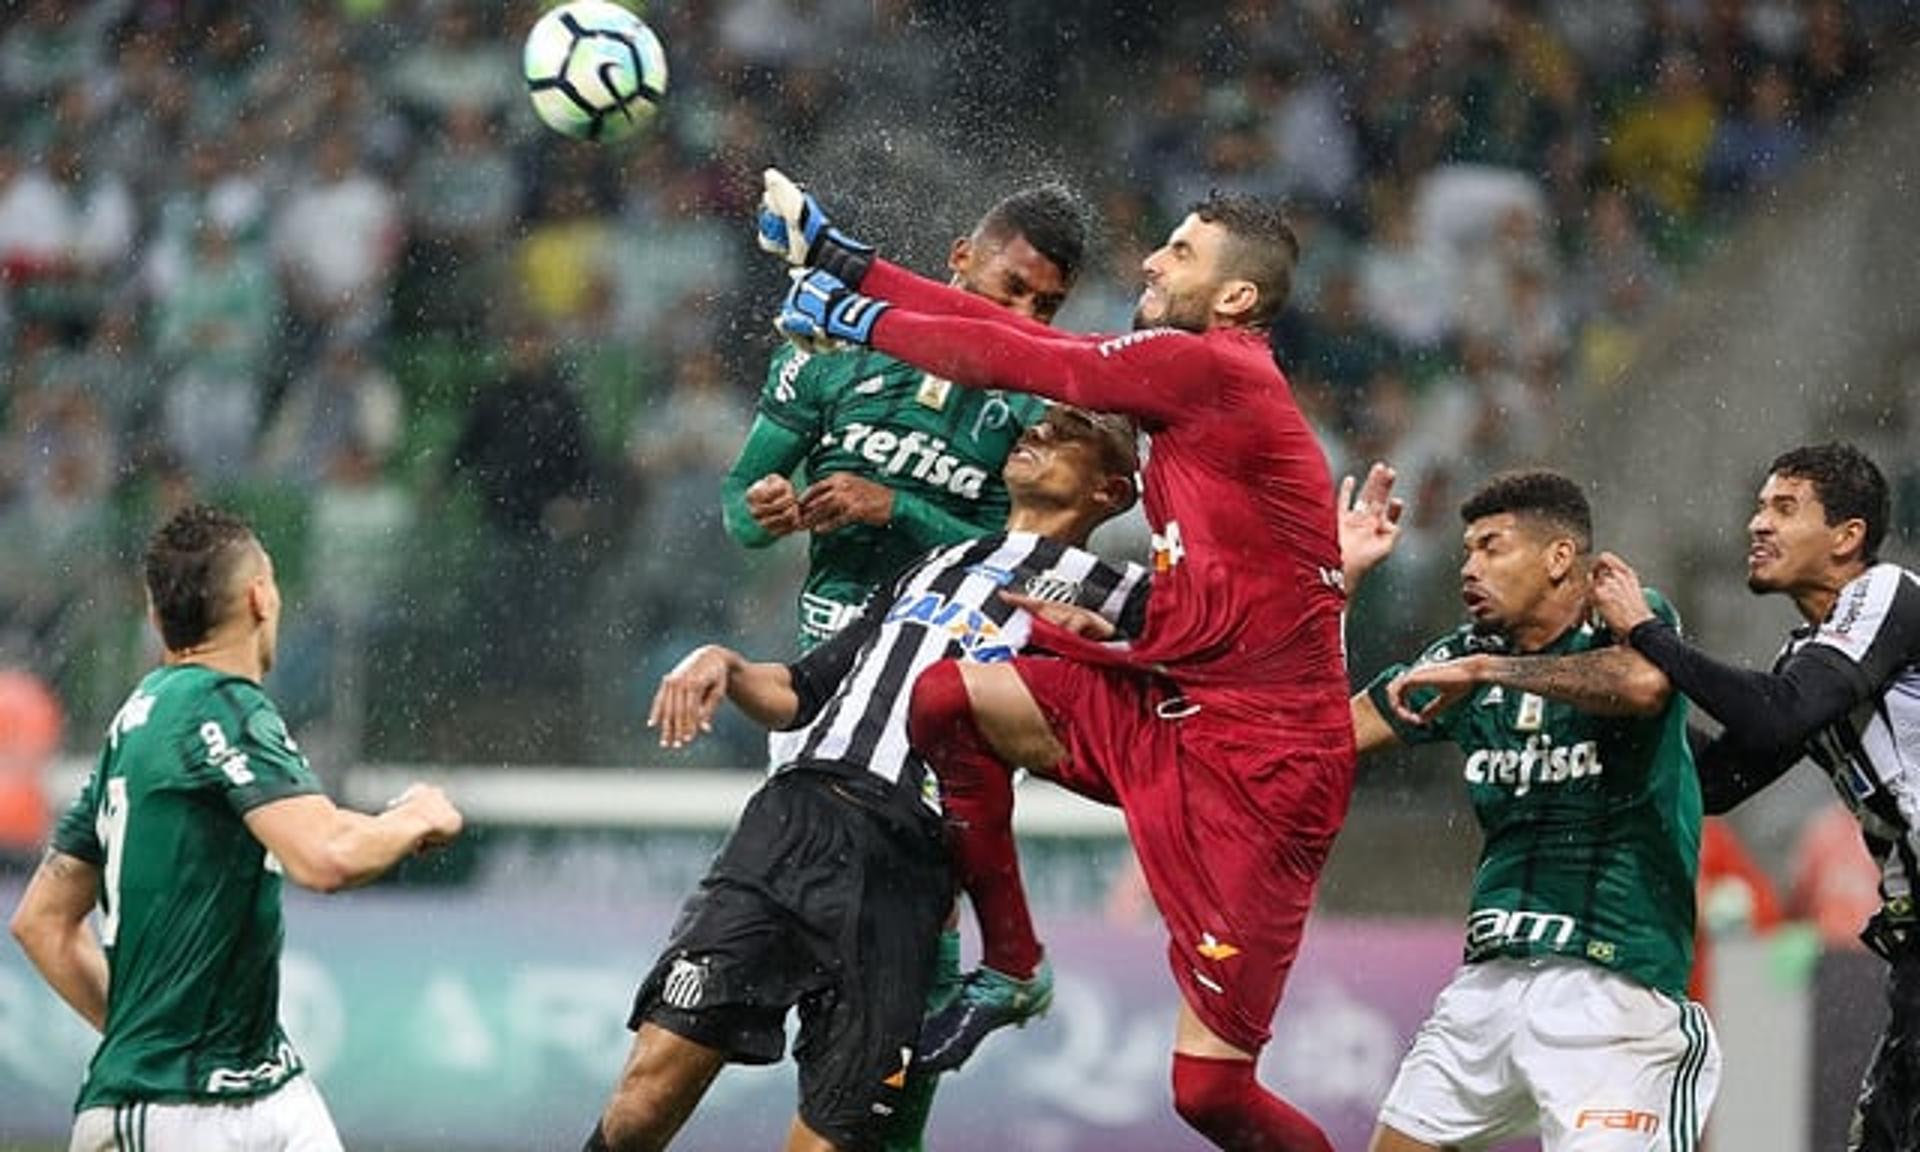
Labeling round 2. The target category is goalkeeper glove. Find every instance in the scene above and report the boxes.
[776,268,889,351]
[758,168,875,287]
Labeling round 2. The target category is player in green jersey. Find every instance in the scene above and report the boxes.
[9,504,463,1152]
[723,182,1091,652]
[723,182,1089,1152]
[1349,470,1719,1152]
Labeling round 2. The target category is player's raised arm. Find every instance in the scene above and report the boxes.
[1598,551,1891,750]
[758,168,1066,338]
[244,785,463,894]
[859,257,1068,339]
[1339,462,1405,593]
[777,269,1204,427]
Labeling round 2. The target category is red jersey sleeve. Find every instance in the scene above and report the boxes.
[862,258,1229,427]
[863,259,1061,338]
[872,311,1220,429]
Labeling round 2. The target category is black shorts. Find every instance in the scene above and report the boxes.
[1853,946,1920,1150]
[629,768,950,1151]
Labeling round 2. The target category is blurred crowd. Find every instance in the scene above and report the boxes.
[0,0,1906,767]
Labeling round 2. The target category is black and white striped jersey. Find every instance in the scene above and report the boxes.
[779,530,1149,814]
[1777,563,1920,913]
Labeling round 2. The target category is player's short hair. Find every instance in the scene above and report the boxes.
[976,183,1092,285]
[1770,442,1890,563]
[143,504,261,651]
[1058,406,1138,477]
[1190,191,1299,327]
[1460,470,1593,553]
[1044,405,1139,517]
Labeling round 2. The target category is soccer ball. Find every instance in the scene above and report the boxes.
[523,2,668,142]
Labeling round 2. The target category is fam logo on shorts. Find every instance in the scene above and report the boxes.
[662,957,708,1010]
[1575,1108,1658,1134]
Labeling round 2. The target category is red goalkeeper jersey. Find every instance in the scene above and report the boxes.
[864,260,1350,731]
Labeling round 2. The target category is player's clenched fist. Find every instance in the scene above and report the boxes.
[798,472,894,533]
[1589,552,1655,634]
[757,168,874,286]
[744,474,803,537]
[388,783,464,849]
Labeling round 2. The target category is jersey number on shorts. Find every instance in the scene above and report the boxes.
[96,777,129,947]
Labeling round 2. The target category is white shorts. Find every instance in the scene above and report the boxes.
[70,1074,343,1152]
[1377,957,1720,1152]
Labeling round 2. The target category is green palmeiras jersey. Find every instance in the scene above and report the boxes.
[723,343,1045,649]
[1366,591,1702,998]
[52,663,323,1109]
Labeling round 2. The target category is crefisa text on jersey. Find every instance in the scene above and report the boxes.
[1463,734,1603,796]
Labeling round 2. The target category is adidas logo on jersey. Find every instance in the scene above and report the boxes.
[1464,735,1602,796]
[832,423,988,499]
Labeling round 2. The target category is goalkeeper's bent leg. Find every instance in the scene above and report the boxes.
[1172,1053,1333,1152]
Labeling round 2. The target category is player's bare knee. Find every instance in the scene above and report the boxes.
[959,664,1065,768]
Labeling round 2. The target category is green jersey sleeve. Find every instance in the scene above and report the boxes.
[199,685,324,815]
[722,414,812,549]
[758,343,829,436]
[1364,630,1474,746]
[50,757,105,864]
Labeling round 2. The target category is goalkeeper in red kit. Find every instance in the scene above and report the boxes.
[762,170,1353,1152]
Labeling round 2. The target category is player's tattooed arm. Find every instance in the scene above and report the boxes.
[1473,648,1672,716]
[1387,647,1670,724]
[9,849,108,1031]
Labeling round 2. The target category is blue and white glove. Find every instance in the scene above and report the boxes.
[758,168,875,288]
[776,268,889,352]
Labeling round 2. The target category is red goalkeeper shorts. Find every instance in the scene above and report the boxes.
[1012,654,1355,1053]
